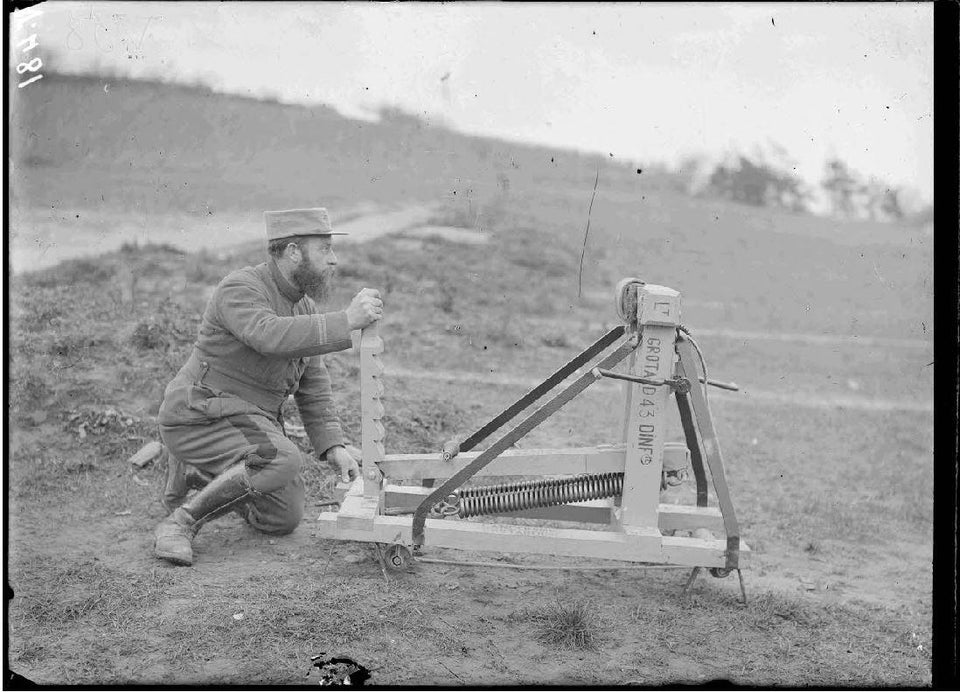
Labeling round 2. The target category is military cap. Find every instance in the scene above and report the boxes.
[263,208,348,241]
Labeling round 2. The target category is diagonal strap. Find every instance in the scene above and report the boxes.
[413,333,639,545]
[448,325,626,458]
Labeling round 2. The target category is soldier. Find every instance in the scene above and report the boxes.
[153,207,383,566]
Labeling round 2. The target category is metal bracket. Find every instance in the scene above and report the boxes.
[593,367,738,393]
[592,367,691,393]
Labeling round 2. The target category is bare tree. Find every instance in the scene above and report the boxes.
[821,158,860,218]
[706,154,810,212]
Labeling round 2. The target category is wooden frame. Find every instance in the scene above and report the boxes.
[315,283,749,570]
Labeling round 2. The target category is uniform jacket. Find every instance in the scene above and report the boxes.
[158,258,353,458]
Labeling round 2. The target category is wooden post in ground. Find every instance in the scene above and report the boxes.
[619,284,681,528]
[360,322,385,498]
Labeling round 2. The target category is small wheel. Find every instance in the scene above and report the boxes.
[709,567,731,579]
[384,544,412,571]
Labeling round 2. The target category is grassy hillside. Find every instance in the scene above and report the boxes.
[9,72,933,341]
[9,72,650,214]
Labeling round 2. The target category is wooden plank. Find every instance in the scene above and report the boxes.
[336,477,378,531]
[315,514,738,567]
[419,519,663,561]
[621,284,680,527]
[331,515,663,562]
[500,504,614,524]
[128,440,164,469]
[360,322,385,498]
[662,535,751,567]
[336,496,379,531]
[381,484,433,514]
[376,443,688,480]
[657,504,725,533]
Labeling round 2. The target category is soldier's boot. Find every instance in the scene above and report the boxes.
[154,463,254,566]
[160,451,215,514]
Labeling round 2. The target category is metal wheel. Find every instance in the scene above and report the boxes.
[709,567,731,579]
[384,544,412,571]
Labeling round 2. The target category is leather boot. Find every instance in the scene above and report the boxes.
[154,463,254,566]
[161,450,214,514]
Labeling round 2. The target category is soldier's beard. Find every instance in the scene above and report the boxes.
[292,249,334,302]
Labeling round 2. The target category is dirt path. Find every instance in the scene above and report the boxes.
[335,204,442,244]
[8,202,441,272]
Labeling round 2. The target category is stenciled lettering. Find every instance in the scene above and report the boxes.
[636,423,655,457]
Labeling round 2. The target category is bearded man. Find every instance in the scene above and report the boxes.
[153,207,383,566]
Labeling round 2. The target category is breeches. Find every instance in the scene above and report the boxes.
[159,410,305,535]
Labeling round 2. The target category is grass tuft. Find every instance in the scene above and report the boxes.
[525,597,601,650]
[129,320,170,351]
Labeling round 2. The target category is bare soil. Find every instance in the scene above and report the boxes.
[6,195,933,686]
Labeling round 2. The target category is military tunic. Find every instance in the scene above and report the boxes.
[157,259,353,534]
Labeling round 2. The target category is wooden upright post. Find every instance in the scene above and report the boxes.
[619,284,681,528]
[360,322,385,498]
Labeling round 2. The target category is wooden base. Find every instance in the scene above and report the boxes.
[317,478,749,569]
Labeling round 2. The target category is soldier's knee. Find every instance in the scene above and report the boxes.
[245,440,302,492]
[264,507,303,535]
[248,498,303,535]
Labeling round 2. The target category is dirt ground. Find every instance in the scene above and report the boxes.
[6,187,934,686]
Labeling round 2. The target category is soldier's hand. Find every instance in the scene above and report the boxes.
[343,444,362,466]
[346,288,383,330]
[327,444,360,483]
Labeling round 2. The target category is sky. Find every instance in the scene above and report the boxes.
[13,1,934,202]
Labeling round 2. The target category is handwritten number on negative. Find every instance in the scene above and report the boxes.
[17,58,43,75]
[18,34,39,52]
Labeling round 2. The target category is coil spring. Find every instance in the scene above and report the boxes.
[454,472,624,518]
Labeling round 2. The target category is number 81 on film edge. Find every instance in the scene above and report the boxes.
[14,7,44,88]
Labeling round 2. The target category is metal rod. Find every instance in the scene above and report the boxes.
[593,367,738,392]
[682,566,702,594]
[704,378,740,392]
[593,368,668,387]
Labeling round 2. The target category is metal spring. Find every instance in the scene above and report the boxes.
[455,473,624,518]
